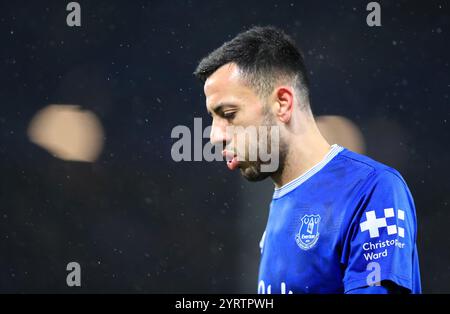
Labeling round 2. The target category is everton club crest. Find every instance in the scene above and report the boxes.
[295,214,321,250]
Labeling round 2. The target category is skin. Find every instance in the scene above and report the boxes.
[204,62,331,188]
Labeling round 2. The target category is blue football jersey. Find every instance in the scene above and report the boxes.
[257,145,421,294]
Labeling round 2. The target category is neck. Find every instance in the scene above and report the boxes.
[271,121,331,188]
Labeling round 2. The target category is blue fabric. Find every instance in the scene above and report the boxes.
[257,146,421,294]
[346,285,389,294]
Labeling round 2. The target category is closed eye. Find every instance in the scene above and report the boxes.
[222,111,236,120]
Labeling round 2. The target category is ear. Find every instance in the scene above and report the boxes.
[274,86,294,123]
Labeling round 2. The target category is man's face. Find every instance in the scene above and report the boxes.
[204,63,283,181]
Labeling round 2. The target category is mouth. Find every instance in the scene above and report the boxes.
[222,150,239,171]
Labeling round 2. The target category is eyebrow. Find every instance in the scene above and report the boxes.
[207,103,238,116]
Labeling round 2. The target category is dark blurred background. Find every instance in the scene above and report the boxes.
[0,0,449,293]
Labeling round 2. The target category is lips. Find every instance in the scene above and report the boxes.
[222,150,239,171]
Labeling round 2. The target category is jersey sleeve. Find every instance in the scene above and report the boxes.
[341,169,419,293]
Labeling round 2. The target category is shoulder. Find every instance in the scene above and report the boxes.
[336,149,416,236]
[336,148,409,190]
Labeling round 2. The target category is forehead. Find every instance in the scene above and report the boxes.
[204,63,241,94]
[204,63,257,109]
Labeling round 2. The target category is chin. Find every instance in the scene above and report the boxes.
[240,164,272,182]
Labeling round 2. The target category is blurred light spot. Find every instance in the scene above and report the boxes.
[28,105,104,162]
[316,115,366,154]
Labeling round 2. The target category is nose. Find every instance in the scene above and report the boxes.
[210,119,230,146]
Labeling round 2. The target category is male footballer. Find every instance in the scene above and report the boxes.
[194,26,421,294]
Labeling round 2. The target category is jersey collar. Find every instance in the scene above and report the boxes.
[272,144,344,199]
